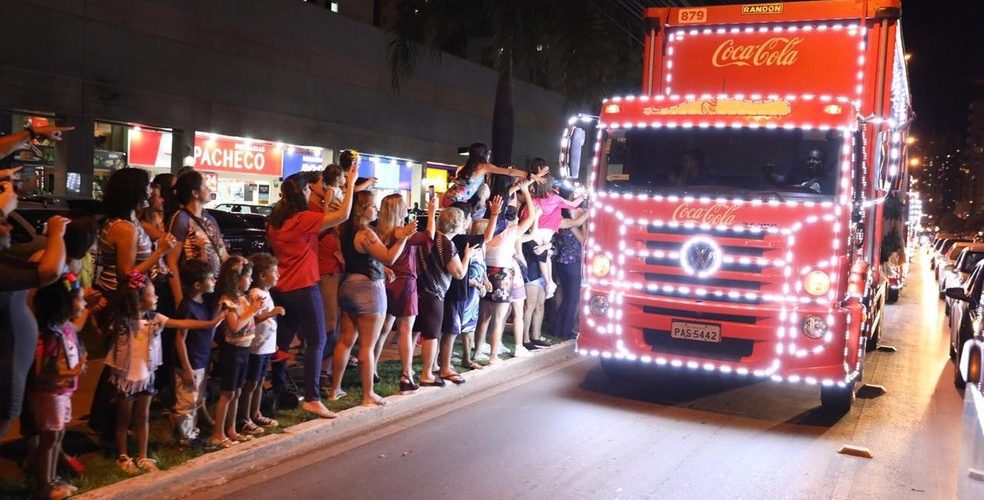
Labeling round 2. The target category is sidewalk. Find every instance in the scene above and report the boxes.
[74,341,575,499]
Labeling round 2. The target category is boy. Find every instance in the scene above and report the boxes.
[239,253,284,434]
[172,260,218,445]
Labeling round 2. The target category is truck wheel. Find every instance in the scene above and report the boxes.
[886,287,899,304]
[820,381,856,416]
[600,358,631,380]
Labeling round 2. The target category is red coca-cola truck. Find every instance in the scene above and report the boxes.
[563,0,912,413]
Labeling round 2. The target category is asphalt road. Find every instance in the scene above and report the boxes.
[201,253,966,499]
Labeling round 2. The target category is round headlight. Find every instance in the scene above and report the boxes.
[589,295,610,316]
[802,315,828,339]
[803,270,831,296]
[590,254,612,278]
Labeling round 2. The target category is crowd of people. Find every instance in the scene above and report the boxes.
[0,129,588,498]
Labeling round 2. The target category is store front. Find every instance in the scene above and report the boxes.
[422,161,456,206]
[355,153,415,205]
[193,133,327,206]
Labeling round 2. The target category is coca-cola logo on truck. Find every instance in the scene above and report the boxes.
[711,37,803,68]
[672,203,738,225]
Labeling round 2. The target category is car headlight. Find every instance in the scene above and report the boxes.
[801,315,828,339]
[803,270,831,296]
[589,295,610,316]
[590,255,611,278]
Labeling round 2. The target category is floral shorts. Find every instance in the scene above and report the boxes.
[486,265,526,304]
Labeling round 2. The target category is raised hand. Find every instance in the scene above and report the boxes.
[488,195,504,216]
[32,125,75,142]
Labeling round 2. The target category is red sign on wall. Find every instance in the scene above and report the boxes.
[666,27,862,97]
[128,129,172,169]
[193,134,283,177]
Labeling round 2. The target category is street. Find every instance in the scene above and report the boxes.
[197,253,966,500]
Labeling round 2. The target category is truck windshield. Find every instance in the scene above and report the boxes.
[600,127,844,199]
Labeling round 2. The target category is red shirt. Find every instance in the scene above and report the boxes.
[311,194,343,275]
[269,210,324,292]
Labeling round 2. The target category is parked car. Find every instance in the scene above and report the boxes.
[214,203,272,216]
[945,261,984,389]
[212,203,268,229]
[939,241,975,287]
[205,208,268,256]
[935,239,971,280]
[943,245,984,316]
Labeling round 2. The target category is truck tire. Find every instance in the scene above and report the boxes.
[886,287,899,304]
[820,381,856,416]
[600,358,631,380]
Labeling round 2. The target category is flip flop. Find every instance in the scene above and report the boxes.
[440,373,466,385]
[464,361,483,370]
[419,378,446,387]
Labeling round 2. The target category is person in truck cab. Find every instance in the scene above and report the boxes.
[669,149,705,188]
[762,147,833,195]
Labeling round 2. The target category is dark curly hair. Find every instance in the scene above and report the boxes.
[102,168,151,220]
[34,277,82,328]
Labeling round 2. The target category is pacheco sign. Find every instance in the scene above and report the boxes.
[193,134,283,177]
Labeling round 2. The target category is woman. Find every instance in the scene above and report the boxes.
[268,169,358,418]
[328,191,415,406]
[0,171,68,437]
[165,170,228,306]
[482,181,538,364]
[374,194,436,394]
[90,168,176,440]
[442,143,542,211]
[553,217,585,340]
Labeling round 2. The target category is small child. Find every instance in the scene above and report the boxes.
[238,253,285,435]
[209,256,262,449]
[30,274,87,499]
[105,270,222,474]
[529,176,585,299]
[172,260,218,445]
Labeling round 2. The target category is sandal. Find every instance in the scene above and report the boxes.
[419,377,446,387]
[230,433,254,443]
[440,373,466,385]
[207,438,236,449]
[241,421,265,435]
[464,361,483,370]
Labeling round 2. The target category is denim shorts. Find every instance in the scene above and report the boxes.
[339,274,387,315]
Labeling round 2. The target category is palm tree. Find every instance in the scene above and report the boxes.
[387,0,641,166]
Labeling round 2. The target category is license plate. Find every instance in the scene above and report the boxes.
[670,321,722,343]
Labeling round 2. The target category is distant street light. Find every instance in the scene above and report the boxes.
[905,136,916,145]
[909,157,921,167]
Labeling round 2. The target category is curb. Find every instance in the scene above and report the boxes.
[77,342,577,499]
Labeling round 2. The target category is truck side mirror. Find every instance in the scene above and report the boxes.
[560,125,587,180]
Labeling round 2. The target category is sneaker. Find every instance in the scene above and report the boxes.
[522,342,541,351]
[135,457,159,472]
[242,421,265,436]
[477,343,491,356]
[532,338,552,348]
[497,344,512,355]
[116,455,140,475]
[513,345,533,358]
[474,352,490,362]
[253,415,279,428]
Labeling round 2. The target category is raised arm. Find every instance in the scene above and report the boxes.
[36,216,69,286]
[517,185,539,235]
[481,196,503,245]
[359,222,416,266]
[446,243,475,280]
[0,126,74,160]
[425,194,438,240]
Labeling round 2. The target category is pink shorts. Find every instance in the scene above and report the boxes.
[30,392,73,432]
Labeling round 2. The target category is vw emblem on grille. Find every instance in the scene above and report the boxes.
[680,236,722,278]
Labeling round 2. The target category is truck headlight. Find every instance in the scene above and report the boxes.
[590,255,611,278]
[589,295,610,316]
[802,315,828,339]
[803,270,831,296]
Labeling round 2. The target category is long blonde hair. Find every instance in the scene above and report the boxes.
[376,194,407,245]
[340,190,376,242]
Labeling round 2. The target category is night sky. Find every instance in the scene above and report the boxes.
[900,1,981,138]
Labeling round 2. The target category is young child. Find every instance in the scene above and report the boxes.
[30,274,87,499]
[529,172,585,299]
[171,260,218,446]
[239,253,285,435]
[105,270,222,474]
[209,256,261,449]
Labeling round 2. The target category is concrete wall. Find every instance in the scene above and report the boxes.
[0,0,567,193]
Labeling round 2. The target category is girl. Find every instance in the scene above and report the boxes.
[240,253,285,435]
[442,143,543,211]
[30,275,87,499]
[483,181,539,364]
[104,270,222,473]
[268,167,357,419]
[328,191,415,406]
[210,256,262,448]
[528,161,586,299]
[374,194,436,394]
